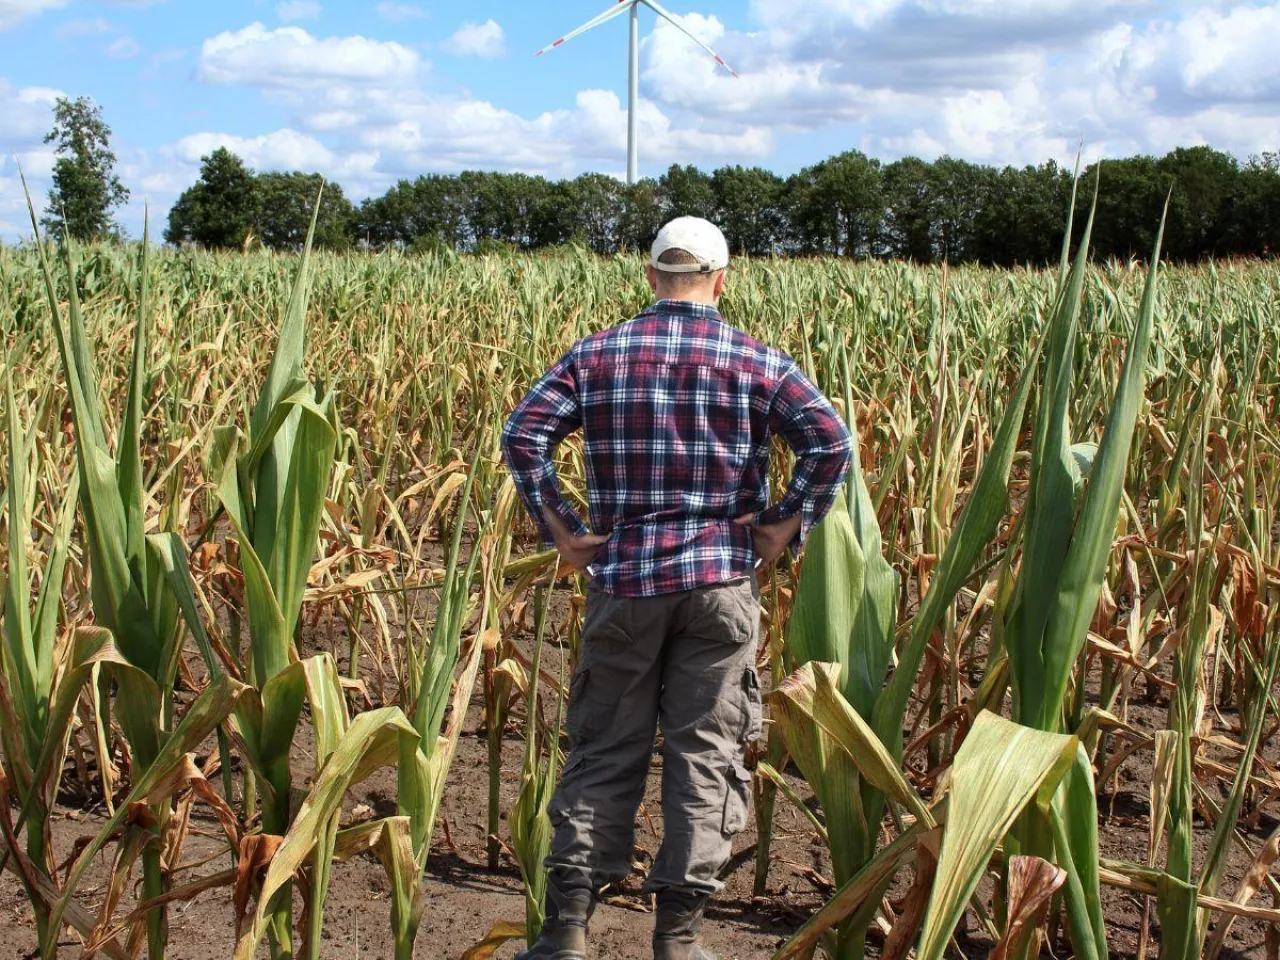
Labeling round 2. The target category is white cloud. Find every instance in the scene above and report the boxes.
[442,19,505,59]
[197,23,421,89]
[106,35,141,59]
[376,1,425,23]
[345,87,770,177]
[169,128,378,182]
[276,0,320,23]
[0,78,59,153]
[640,0,1280,166]
[0,80,63,240]
[0,0,65,31]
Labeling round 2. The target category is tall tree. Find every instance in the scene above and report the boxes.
[928,156,994,262]
[659,164,716,220]
[566,173,625,254]
[41,96,130,241]
[1159,146,1239,261]
[617,179,664,253]
[1232,152,1280,258]
[255,172,355,250]
[787,151,884,256]
[1085,155,1166,262]
[881,157,936,262]
[712,165,785,256]
[970,161,1072,266]
[164,148,258,248]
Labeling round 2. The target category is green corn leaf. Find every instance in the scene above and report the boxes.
[262,393,338,646]
[147,532,224,680]
[771,663,935,830]
[249,185,323,446]
[116,212,150,576]
[3,369,37,738]
[233,706,418,960]
[299,653,351,960]
[915,712,1078,960]
[874,323,1042,753]
[1038,202,1167,726]
[217,477,291,683]
[1046,745,1108,960]
[786,494,867,696]
[843,432,898,720]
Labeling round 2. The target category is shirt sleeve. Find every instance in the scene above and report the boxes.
[501,348,590,548]
[757,362,853,550]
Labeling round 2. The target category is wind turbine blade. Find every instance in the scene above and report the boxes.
[641,0,739,76]
[535,0,638,57]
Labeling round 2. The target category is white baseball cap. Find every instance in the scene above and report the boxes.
[651,217,730,273]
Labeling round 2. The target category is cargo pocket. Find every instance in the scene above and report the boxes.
[742,668,763,744]
[721,764,752,837]
[687,578,759,645]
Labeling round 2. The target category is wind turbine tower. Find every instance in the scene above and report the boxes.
[537,0,738,185]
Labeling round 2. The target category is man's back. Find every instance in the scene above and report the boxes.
[503,298,851,596]
[502,218,854,960]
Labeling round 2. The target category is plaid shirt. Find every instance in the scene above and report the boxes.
[502,299,852,597]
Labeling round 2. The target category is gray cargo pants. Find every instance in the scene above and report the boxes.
[546,576,763,897]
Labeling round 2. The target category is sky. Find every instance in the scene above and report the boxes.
[1,0,1279,239]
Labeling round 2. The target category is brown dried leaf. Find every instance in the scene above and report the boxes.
[989,855,1067,960]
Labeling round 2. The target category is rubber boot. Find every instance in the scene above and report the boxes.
[514,876,594,960]
[652,890,717,960]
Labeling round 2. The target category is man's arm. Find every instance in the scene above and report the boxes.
[501,349,606,568]
[741,362,852,562]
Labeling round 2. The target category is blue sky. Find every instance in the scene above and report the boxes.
[2,0,1279,239]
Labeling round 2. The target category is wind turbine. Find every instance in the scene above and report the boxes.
[536,0,738,185]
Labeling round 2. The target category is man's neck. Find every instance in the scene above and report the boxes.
[655,293,720,308]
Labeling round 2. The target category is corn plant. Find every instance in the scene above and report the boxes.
[233,455,487,960]
[507,582,563,943]
[23,197,241,960]
[211,195,348,959]
[0,366,79,943]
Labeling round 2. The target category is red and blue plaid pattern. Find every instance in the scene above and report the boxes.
[502,299,852,597]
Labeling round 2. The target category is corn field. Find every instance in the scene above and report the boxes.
[1,196,1279,958]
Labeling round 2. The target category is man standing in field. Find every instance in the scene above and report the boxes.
[502,217,852,959]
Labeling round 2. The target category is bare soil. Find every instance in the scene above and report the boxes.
[1,592,1274,958]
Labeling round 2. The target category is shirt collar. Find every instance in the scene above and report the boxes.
[644,299,725,323]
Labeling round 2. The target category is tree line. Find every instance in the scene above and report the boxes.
[164,146,1280,264]
[34,95,1280,265]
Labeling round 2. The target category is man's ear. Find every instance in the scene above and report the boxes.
[645,264,659,294]
[713,269,727,299]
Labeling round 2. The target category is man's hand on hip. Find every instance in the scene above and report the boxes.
[543,506,611,573]
[735,512,801,566]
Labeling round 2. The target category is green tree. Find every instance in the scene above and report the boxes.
[164,148,259,248]
[881,157,936,262]
[928,156,994,262]
[787,151,884,256]
[255,172,355,250]
[357,175,467,249]
[659,164,716,220]
[712,165,785,256]
[565,173,625,253]
[618,179,664,253]
[1232,152,1280,257]
[1158,146,1239,261]
[971,161,1072,266]
[1085,155,1166,262]
[41,95,130,241]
